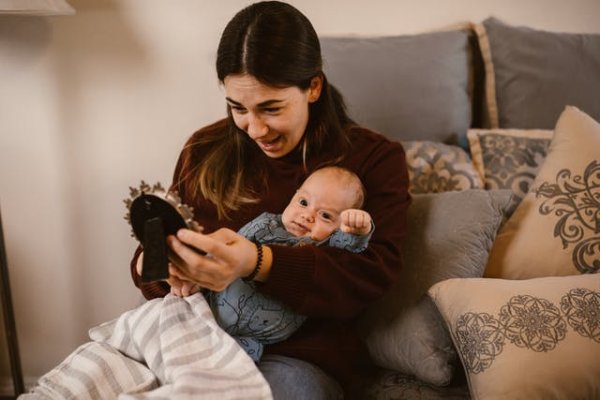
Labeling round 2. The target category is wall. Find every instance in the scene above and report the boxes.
[1,0,599,388]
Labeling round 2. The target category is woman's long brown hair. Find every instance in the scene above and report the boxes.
[178,1,354,219]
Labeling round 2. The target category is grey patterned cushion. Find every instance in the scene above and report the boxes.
[403,141,483,194]
[429,274,600,400]
[467,129,553,203]
[360,370,470,400]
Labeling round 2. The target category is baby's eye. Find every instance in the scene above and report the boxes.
[299,198,308,207]
[319,211,333,221]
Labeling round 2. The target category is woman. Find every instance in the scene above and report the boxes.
[131,1,410,398]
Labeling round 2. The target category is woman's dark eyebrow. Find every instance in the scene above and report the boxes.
[225,97,285,107]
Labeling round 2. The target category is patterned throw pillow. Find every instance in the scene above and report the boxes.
[403,141,483,194]
[467,129,553,203]
[485,106,600,279]
[428,274,600,400]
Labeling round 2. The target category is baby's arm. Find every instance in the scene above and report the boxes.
[340,209,373,236]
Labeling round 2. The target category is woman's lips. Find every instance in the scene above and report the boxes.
[257,135,282,152]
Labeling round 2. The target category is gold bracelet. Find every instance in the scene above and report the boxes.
[242,242,263,282]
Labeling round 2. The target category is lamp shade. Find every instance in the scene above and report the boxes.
[0,0,75,15]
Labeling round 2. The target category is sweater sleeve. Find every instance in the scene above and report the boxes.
[259,137,410,319]
[326,222,374,253]
[130,245,170,299]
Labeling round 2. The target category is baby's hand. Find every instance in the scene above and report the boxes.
[168,271,201,297]
[137,253,199,297]
[340,209,372,236]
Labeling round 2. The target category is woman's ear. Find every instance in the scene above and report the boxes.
[308,75,323,103]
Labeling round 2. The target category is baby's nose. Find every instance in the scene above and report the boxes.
[301,212,315,223]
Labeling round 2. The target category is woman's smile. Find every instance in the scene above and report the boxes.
[256,134,283,153]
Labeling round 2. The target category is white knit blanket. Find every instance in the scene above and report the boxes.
[20,293,272,400]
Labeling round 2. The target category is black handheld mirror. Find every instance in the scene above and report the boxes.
[124,182,194,282]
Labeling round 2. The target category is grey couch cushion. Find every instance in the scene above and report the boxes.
[359,189,514,387]
[321,30,472,144]
[476,17,600,129]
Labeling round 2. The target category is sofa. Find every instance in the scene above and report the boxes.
[320,17,600,400]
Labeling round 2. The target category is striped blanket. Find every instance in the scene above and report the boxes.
[20,293,273,400]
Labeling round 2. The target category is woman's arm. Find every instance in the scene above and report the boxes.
[260,136,410,319]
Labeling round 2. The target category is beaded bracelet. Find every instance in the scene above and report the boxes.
[242,242,263,282]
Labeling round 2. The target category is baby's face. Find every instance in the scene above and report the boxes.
[281,171,357,241]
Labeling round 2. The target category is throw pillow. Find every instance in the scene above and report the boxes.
[359,189,514,386]
[467,129,553,203]
[485,106,600,279]
[428,274,600,400]
[403,141,483,194]
[473,17,600,129]
[321,29,473,144]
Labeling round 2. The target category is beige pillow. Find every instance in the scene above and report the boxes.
[485,106,600,278]
[428,274,600,400]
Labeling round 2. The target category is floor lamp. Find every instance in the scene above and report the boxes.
[0,207,24,399]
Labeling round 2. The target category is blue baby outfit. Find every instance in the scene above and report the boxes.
[207,212,373,361]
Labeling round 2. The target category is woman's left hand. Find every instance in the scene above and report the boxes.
[166,228,259,291]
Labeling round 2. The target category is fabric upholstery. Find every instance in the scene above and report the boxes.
[474,17,600,129]
[321,30,472,144]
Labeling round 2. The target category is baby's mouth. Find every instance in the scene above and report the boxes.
[291,221,309,236]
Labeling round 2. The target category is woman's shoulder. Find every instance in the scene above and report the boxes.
[341,124,407,177]
[347,124,405,154]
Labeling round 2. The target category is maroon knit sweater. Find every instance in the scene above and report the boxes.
[130,119,410,388]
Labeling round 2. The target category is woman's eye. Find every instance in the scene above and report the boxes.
[262,107,281,114]
[230,106,247,114]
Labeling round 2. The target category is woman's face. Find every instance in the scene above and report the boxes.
[224,74,322,158]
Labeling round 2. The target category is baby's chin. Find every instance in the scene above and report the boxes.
[284,221,307,237]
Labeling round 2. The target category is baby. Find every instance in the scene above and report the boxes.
[208,166,374,360]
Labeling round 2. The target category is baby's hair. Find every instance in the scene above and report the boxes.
[310,166,366,209]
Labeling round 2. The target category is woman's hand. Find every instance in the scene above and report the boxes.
[166,228,271,291]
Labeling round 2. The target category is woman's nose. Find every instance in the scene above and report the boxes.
[246,113,268,139]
